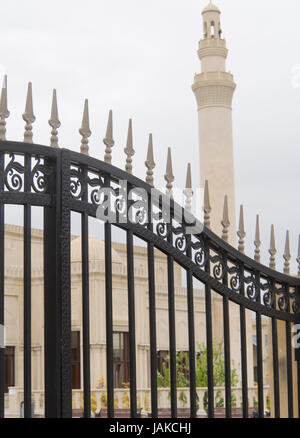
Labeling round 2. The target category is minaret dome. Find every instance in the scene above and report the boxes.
[202,2,222,39]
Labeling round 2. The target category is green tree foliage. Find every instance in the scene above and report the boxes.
[157,342,238,389]
[157,351,190,388]
[157,341,238,409]
[195,342,238,388]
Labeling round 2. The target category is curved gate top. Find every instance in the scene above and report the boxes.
[0,137,299,419]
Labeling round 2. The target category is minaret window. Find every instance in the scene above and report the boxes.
[210,22,215,38]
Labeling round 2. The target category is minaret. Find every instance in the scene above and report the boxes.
[192,1,236,244]
[192,3,254,387]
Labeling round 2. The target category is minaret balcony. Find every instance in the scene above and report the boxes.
[198,38,227,49]
[193,71,235,84]
[192,72,236,109]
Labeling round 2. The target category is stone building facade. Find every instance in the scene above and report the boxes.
[3,223,262,417]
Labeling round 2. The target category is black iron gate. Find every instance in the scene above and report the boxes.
[0,141,299,418]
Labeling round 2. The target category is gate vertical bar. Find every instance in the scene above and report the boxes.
[205,240,214,418]
[255,272,264,418]
[0,151,4,418]
[44,151,62,417]
[147,197,158,418]
[81,166,91,418]
[104,174,114,418]
[24,154,32,418]
[239,261,248,418]
[82,213,91,417]
[60,149,72,417]
[271,279,280,418]
[285,284,294,418]
[272,317,280,417]
[127,227,137,418]
[286,320,294,418]
[186,234,197,418]
[222,254,231,419]
[167,218,177,418]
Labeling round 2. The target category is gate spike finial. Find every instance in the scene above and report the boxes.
[79,99,91,155]
[124,119,135,174]
[254,215,261,263]
[103,110,114,164]
[237,205,246,253]
[203,180,211,228]
[145,133,155,186]
[23,82,35,143]
[49,89,61,148]
[0,75,9,141]
[269,225,277,270]
[283,230,291,275]
[184,163,193,213]
[221,195,230,242]
[164,147,174,199]
[297,235,300,277]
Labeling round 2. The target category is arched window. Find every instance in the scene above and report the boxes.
[210,21,215,38]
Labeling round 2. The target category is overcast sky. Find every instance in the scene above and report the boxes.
[1,0,300,273]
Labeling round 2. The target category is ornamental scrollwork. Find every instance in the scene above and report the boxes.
[175,235,186,253]
[70,167,84,200]
[65,158,300,318]
[4,153,25,192]
[210,254,225,281]
[115,196,126,215]
[156,222,168,239]
[191,239,207,268]
[276,286,289,312]
[134,203,148,225]
[244,273,258,301]
[261,279,274,308]
[87,173,105,205]
[31,157,54,193]
[290,288,299,314]
[172,225,187,253]
[227,265,242,292]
